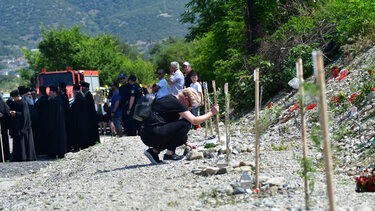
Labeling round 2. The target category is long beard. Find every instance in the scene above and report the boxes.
[24,96,34,105]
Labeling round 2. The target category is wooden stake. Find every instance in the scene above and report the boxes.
[255,68,260,189]
[212,80,221,145]
[297,58,309,210]
[224,83,231,164]
[203,82,208,138]
[204,82,214,136]
[314,51,336,211]
[0,123,4,163]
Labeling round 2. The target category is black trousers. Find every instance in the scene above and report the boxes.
[0,121,10,162]
[140,119,190,152]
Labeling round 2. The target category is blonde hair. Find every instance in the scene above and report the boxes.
[180,87,200,106]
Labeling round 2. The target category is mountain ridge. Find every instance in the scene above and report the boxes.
[0,0,190,57]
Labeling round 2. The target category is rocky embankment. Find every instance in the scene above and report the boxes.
[2,47,375,210]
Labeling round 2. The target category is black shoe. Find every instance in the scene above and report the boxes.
[144,148,162,165]
[163,153,185,162]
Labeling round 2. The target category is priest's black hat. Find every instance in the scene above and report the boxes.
[82,82,90,88]
[49,86,58,92]
[18,86,27,95]
[59,82,67,88]
[10,90,20,97]
[73,84,81,91]
[39,86,46,93]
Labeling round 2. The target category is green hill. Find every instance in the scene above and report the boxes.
[0,0,190,57]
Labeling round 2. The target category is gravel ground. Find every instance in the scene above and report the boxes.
[0,128,374,210]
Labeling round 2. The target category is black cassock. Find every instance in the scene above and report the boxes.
[34,96,49,155]
[47,96,67,158]
[85,91,100,146]
[0,97,10,162]
[69,92,89,150]
[59,93,69,132]
[28,104,39,153]
[7,99,36,161]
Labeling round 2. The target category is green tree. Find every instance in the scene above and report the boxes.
[149,37,196,72]
[23,25,156,86]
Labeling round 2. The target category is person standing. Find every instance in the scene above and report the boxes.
[168,62,184,95]
[23,88,39,151]
[118,73,131,134]
[47,86,67,158]
[125,75,142,136]
[0,93,10,162]
[152,68,169,99]
[31,88,38,104]
[69,85,89,150]
[189,72,203,117]
[8,90,36,161]
[34,86,49,155]
[82,82,100,146]
[110,82,122,137]
[58,82,69,134]
[183,61,200,88]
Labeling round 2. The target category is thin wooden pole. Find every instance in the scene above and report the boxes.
[0,123,4,163]
[224,83,231,164]
[255,68,260,189]
[203,82,208,138]
[297,58,309,210]
[212,80,221,145]
[314,51,336,211]
[204,83,214,136]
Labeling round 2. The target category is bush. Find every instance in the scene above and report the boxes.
[281,43,319,85]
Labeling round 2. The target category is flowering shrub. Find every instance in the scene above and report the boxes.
[356,172,375,192]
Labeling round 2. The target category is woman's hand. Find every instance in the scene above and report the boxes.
[185,142,197,149]
[211,104,219,115]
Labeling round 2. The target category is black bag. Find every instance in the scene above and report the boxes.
[133,94,155,122]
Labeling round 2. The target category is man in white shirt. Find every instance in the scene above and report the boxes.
[152,68,169,99]
[168,61,184,95]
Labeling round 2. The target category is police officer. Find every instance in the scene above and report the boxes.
[118,73,131,134]
[125,75,142,136]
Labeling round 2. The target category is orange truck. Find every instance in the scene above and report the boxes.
[36,67,100,99]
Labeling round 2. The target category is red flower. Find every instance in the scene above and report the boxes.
[368,69,373,75]
[334,97,339,103]
[255,188,260,193]
[331,97,335,101]
[338,74,347,81]
[372,88,375,91]
[267,102,274,109]
[306,103,316,110]
[356,177,359,180]
[289,102,299,112]
[349,93,358,102]
[333,66,339,78]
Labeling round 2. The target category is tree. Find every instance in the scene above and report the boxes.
[23,25,156,86]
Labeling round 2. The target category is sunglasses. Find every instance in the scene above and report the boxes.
[120,78,126,80]
[157,73,164,75]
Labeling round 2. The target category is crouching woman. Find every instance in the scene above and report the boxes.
[140,87,219,164]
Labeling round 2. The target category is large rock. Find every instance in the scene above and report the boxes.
[217,166,233,174]
[265,177,286,187]
[186,149,204,160]
[205,167,220,175]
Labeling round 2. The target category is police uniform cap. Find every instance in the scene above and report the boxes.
[73,84,81,91]
[82,82,90,88]
[49,86,58,92]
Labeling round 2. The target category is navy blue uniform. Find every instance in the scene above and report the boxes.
[126,83,142,136]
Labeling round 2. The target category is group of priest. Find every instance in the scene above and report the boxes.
[0,82,99,162]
